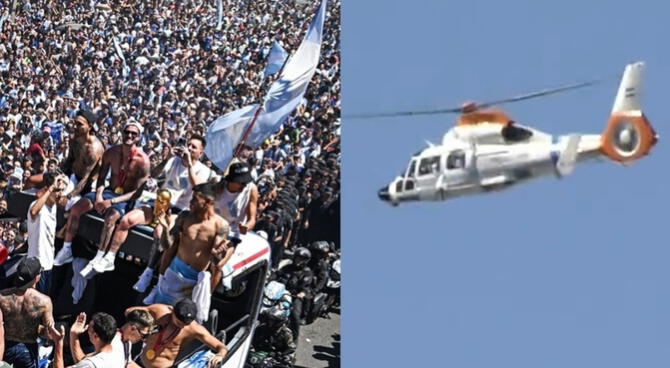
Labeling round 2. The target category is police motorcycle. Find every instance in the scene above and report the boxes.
[324,257,340,310]
[246,280,296,368]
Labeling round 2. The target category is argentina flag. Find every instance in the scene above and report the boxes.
[204,104,260,171]
[247,0,327,147]
[263,41,289,77]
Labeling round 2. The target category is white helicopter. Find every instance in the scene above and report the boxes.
[374,62,658,205]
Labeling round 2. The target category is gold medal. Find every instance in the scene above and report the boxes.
[114,186,124,195]
[146,349,156,360]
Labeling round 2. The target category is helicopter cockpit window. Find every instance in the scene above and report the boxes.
[406,160,417,178]
[447,150,466,170]
[395,180,403,193]
[502,125,533,142]
[418,156,441,176]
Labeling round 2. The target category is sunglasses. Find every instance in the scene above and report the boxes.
[123,130,139,137]
[132,324,151,339]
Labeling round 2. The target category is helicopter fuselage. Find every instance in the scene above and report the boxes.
[378,124,603,205]
[377,62,657,205]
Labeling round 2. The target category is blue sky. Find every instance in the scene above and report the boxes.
[342,1,670,367]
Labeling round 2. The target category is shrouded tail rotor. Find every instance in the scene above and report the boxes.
[600,62,658,163]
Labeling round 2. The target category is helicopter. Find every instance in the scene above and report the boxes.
[373,62,657,206]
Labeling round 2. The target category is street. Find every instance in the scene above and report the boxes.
[294,309,341,368]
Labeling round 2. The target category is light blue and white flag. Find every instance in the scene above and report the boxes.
[263,41,289,77]
[204,104,260,171]
[216,0,223,30]
[0,13,9,32]
[247,0,327,147]
[112,34,129,77]
[112,35,126,64]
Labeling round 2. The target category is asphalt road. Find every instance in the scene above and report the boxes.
[294,309,341,368]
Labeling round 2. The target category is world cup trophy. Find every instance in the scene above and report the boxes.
[150,189,172,227]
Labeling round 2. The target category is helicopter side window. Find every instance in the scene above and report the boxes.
[502,125,533,142]
[447,150,466,170]
[406,160,417,178]
[418,156,441,176]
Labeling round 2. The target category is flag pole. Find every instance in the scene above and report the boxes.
[232,43,293,158]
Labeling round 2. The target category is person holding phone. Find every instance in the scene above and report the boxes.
[27,172,68,295]
[108,135,217,290]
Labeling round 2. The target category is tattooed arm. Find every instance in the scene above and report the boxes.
[210,218,233,290]
[41,294,56,332]
[159,212,185,275]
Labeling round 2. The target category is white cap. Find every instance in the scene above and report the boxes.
[124,121,144,135]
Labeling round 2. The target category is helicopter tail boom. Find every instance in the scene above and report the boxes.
[600,62,657,163]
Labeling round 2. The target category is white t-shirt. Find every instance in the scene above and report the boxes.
[214,182,256,238]
[73,334,126,368]
[162,157,216,210]
[27,200,57,271]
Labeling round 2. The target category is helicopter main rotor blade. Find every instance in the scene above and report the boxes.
[475,79,601,109]
[347,78,602,120]
[347,106,463,119]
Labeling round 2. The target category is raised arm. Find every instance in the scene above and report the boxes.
[29,181,59,220]
[68,312,88,363]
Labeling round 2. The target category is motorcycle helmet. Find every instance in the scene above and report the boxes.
[294,247,311,261]
[309,241,330,258]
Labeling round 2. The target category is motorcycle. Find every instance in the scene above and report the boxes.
[248,281,296,368]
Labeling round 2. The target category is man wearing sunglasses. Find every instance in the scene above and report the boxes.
[55,121,150,276]
[108,135,217,292]
[117,309,155,367]
[27,172,68,295]
[126,299,227,368]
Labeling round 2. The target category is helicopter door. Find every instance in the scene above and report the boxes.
[444,149,472,188]
[415,155,441,196]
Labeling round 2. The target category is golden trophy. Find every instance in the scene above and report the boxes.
[150,189,172,227]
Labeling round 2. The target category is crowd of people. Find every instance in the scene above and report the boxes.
[0,0,340,366]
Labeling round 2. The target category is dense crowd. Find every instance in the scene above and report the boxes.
[0,0,340,366]
[0,0,340,259]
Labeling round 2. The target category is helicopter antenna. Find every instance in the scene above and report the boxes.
[347,78,602,119]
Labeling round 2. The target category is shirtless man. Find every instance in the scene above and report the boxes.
[0,257,61,368]
[54,121,150,275]
[108,135,216,292]
[61,110,105,203]
[144,183,231,321]
[126,299,227,368]
[24,110,104,203]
